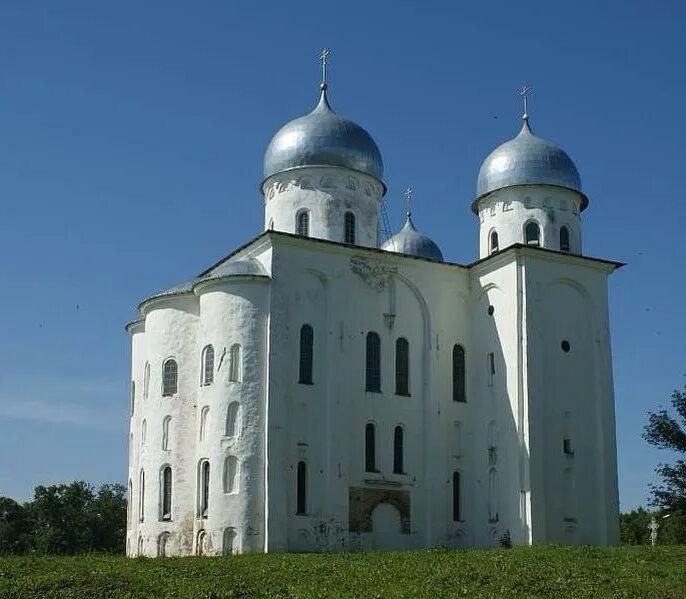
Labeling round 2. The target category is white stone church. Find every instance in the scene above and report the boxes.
[125,62,621,557]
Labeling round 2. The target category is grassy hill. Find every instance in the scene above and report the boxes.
[1,545,685,598]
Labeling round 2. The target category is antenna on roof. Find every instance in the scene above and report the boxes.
[379,196,393,248]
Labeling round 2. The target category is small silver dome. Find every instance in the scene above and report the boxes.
[200,258,268,282]
[263,87,384,183]
[382,214,443,262]
[474,118,586,213]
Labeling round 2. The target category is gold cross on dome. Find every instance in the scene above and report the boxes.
[320,48,331,85]
[520,84,532,117]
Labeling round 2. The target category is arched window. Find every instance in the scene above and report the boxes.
[161,466,172,521]
[296,461,307,515]
[138,469,145,523]
[298,324,314,384]
[199,406,209,442]
[162,359,178,397]
[395,338,410,396]
[453,472,461,521]
[393,426,404,474]
[196,530,206,556]
[223,456,238,494]
[198,460,210,518]
[229,344,241,382]
[226,402,240,437]
[223,528,237,555]
[141,419,147,446]
[525,221,540,246]
[490,230,499,254]
[344,211,356,244]
[158,532,170,557]
[296,210,310,237]
[137,535,144,556]
[201,345,214,386]
[365,423,377,473]
[130,381,135,416]
[453,344,466,402]
[162,416,171,451]
[143,362,150,399]
[560,226,570,252]
[128,478,132,521]
[365,332,381,392]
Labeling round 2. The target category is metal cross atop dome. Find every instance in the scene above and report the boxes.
[404,186,413,216]
[320,48,331,88]
[520,84,532,119]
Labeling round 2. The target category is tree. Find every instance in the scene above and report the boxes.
[0,497,29,554]
[643,379,686,515]
[0,481,127,555]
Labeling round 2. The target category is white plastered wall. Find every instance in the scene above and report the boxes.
[475,185,584,259]
[261,166,384,248]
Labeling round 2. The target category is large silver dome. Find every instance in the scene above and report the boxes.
[474,118,586,213]
[263,86,384,183]
[382,214,443,262]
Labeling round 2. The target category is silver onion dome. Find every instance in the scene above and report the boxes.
[473,117,586,213]
[382,214,443,262]
[263,85,384,183]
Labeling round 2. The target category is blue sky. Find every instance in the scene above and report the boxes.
[0,1,684,511]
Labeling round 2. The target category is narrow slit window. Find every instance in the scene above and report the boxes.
[487,352,495,386]
[226,402,240,437]
[143,362,150,399]
[201,345,214,386]
[199,460,210,518]
[298,325,314,384]
[296,461,307,515]
[344,211,356,244]
[395,338,410,396]
[365,332,381,392]
[199,406,209,442]
[453,472,461,521]
[393,426,404,474]
[161,466,172,521]
[162,416,171,451]
[365,423,376,473]
[229,344,241,382]
[162,359,178,397]
[138,469,145,523]
[453,344,466,402]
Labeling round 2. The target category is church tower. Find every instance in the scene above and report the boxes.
[472,88,587,259]
[261,50,386,247]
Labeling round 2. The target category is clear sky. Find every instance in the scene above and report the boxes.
[0,1,684,511]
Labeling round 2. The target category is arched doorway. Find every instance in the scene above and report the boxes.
[369,502,406,550]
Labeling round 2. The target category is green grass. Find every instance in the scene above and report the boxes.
[1,545,685,599]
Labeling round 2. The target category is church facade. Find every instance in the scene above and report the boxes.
[125,67,621,557]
